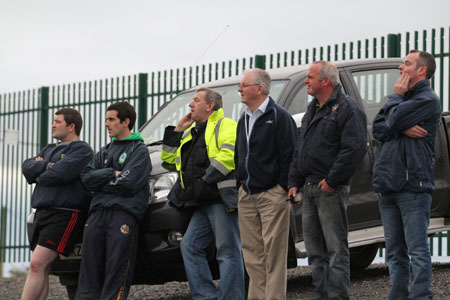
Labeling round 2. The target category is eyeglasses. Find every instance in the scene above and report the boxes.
[238,83,260,89]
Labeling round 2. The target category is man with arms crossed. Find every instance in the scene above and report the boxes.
[161,88,244,300]
[76,101,151,300]
[372,50,440,300]
[21,108,93,300]
[288,61,367,300]
[235,68,297,300]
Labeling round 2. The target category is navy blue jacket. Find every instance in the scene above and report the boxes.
[81,134,152,222]
[372,80,441,194]
[235,97,297,194]
[288,85,367,189]
[22,140,93,210]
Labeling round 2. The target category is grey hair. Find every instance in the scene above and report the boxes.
[245,68,271,95]
[313,61,339,87]
[196,87,223,110]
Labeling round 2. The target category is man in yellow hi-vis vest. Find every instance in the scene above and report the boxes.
[161,87,244,300]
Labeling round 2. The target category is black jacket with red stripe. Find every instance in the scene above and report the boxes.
[22,140,93,210]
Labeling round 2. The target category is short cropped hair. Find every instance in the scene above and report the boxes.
[245,68,271,95]
[410,50,436,79]
[196,87,223,110]
[55,108,83,136]
[313,61,339,87]
[107,101,137,130]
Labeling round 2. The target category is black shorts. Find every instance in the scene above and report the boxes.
[30,207,86,256]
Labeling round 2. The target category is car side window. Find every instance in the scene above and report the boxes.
[286,78,346,127]
[286,85,314,116]
[352,69,399,123]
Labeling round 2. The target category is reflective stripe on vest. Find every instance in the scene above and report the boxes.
[162,144,178,154]
[217,179,237,189]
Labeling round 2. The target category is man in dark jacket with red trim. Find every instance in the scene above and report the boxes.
[372,50,440,300]
[21,108,93,300]
[288,61,367,300]
[76,102,151,300]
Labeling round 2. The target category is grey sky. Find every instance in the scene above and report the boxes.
[1,0,449,93]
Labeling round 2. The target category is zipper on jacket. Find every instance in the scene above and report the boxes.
[245,138,251,194]
[406,169,409,181]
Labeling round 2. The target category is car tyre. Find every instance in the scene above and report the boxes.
[65,284,77,300]
[350,244,379,272]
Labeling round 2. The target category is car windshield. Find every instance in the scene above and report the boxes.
[140,80,288,144]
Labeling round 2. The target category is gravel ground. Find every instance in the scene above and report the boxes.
[3,263,450,300]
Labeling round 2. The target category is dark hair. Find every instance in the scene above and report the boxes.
[107,101,136,130]
[196,87,223,110]
[55,108,83,136]
[410,50,436,79]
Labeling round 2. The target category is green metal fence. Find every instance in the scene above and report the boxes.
[1,26,450,265]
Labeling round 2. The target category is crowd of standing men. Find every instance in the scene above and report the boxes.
[20,50,439,300]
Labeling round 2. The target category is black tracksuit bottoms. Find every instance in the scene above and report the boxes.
[76,207,138,300]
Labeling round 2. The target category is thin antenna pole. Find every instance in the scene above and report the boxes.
[193,25,230,65]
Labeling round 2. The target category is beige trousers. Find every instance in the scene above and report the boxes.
[238,184,290,300]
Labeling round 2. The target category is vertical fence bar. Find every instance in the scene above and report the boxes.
[255,55,266,70]
[350,42,354,59]
[405,32,410,54]
[335,44,338,61]
[38,87,49,150]
[423,29,427,51]
[373,38,377,58]
[138,73,148,129]
[388,33,400,58]
[431,29,436,89]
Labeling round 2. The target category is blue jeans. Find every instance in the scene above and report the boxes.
[180,202,245,300]
[379,192,432,300]
[302,183,350,300]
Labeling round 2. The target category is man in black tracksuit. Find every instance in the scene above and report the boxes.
[21,108,93,300]
[76,102,151,300]
[288,61,367,300]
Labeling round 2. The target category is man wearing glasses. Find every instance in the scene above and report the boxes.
[235,68,298,300]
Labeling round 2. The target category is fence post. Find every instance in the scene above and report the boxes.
[387,34,401,58]
[255,55,266,70]
[38,87,49,150]
[0,206,6,277]
[138,73,148,129]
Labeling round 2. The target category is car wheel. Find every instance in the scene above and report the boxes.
[350,244,379,272]
[65,284,77,300]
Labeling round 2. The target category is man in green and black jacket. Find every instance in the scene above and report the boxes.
[76,101,151,300]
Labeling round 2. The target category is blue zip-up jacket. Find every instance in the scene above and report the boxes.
[22,140,93,210]
[235,97,297,194]
[288,85,367,189]
[81,133,152,222]
[372,80,441,194]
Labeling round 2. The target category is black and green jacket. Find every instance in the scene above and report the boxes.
[81,133,152,222]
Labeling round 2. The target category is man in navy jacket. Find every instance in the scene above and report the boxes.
[372,50,440,300]
[235,68,297,300]
[21,108,93,300]
[288,61,367,300]
[76,102,151,300]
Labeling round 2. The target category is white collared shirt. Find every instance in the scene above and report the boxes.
[245,96,270,141]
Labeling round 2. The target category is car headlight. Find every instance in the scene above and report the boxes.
[149,172,178,204]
